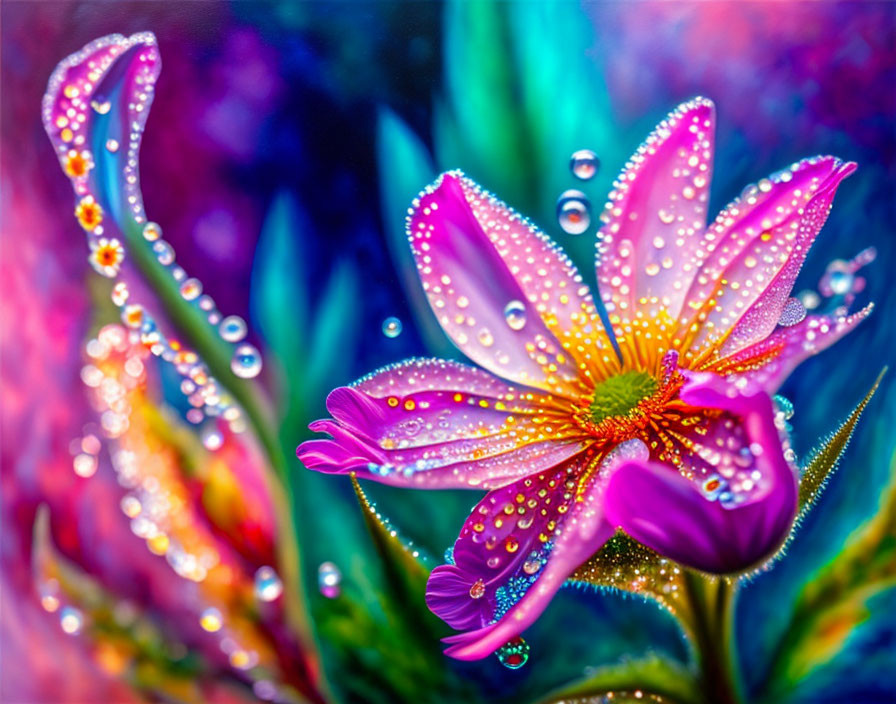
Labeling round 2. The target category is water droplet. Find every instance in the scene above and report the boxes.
[556,189,591,235]
[828,268,854,295]
[774,395,795,420]
[496,637,529,669]
[179,277,202,301]
[503,300,527,331]
[72,453,97,477]
[90,99,111,114]
[231,344,262,379]
[469,579,486,599]
[477,328,495,347]
[201,424,223,451]
[778,297,806,327]
[382,316,402,338]
[523,554,542,575]
[254,566,283,602]
[199,607,223,632]
[60,606,84,635]
[318,561,342,598]
[152,240,174,265]
[105,139,119,153]
[219,315,246,342]
[569,149,599,180]
[798,290,820,310]
[111,282,129,307]
[142,222,161,242]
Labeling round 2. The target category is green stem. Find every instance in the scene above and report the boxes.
[683,572,744,704]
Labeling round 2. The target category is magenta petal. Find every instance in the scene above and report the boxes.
[714,306,873,391]
[604,374,798,573]
[409,172,618,396]
[596,98,715,330]
[428,447,651,661]
[297,359,587,490]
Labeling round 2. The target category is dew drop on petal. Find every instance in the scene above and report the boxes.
[503,300,527,331]
[142,222,161,242]
[219,315,247,342]
[496,637,530,669]
[152,240,174,265]
[569,149,599,180]
[60,606,84,635]
[199,607,223,632]
[382,316,402,338]
[469,578,486,599]
[556,189,591,235]
[231,344,262,379]
[254,566,283,602]
[778,297,806,327]
[105,139,119,153]
[774,395,795,421]
[318,561,342,598]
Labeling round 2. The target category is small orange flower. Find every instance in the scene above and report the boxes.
[63,150,92,179]
[88,237,124,277]
[75,196,103,232]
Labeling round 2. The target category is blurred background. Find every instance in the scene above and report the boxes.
[1,2,894,703]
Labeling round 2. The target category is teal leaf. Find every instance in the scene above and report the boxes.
[376,107,455,358]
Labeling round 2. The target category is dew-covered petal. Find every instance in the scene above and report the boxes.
[409,172,618,397]
[678,157,855,364]
[43,32,160,225]
[297,359,588,490]
[604,373,797,573]
[595,98,715,367]
[435,444,646,660]
[708,306,873,391]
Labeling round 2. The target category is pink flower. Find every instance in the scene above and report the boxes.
[298,98,870,660]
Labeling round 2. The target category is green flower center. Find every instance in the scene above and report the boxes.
[590,371,658,425]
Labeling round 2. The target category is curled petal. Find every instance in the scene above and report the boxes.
[409,172,618,397]
[709,306,873,391]
[605,373,798,573]
[680,157,855,362]
[596,97,715,366]
[297,359,588,490]
[432,445,646,660]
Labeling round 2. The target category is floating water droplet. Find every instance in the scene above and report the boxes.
[798,290,820,310]
[569,149,600,180]
[556,189,591,235]
[382,316,403,338]
[318,561,342,598]
[60,606,84,635]
[199,607,223,632]
[774,395,795,421]
[254,566,283,602]
[496,637,529,669]
[778,297,806,327]
[142,222,161,242]
[218,315,247,342]
[179,278,202,301]
[469,578,486,599]
[231,344,262,379]
[503,300,527,331]
[152,240,174,265]
[828,267,854,295]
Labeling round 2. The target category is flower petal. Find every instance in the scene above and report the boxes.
[297,359,588,490]
[604,373,797,573]
[678,157,855,363]
[433,445,647,660]
[595,98,715,367]
[409,172,618,397]
[708,306,873,390]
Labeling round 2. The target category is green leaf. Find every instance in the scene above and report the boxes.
[534,654,702,704]
[798,368,886,513]
[760,459,896,699]
[376,107,455,358]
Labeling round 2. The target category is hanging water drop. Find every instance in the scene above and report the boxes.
[556,189,591,235]
[254,566,283,602]
[231,344,262,379]
[382,316,402,338]
[569,149,599,180]
[503,300,527,331]
[318,561,342,598]
[496,637,529,669]
[179,278,202,301]
[219,315,247,342]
